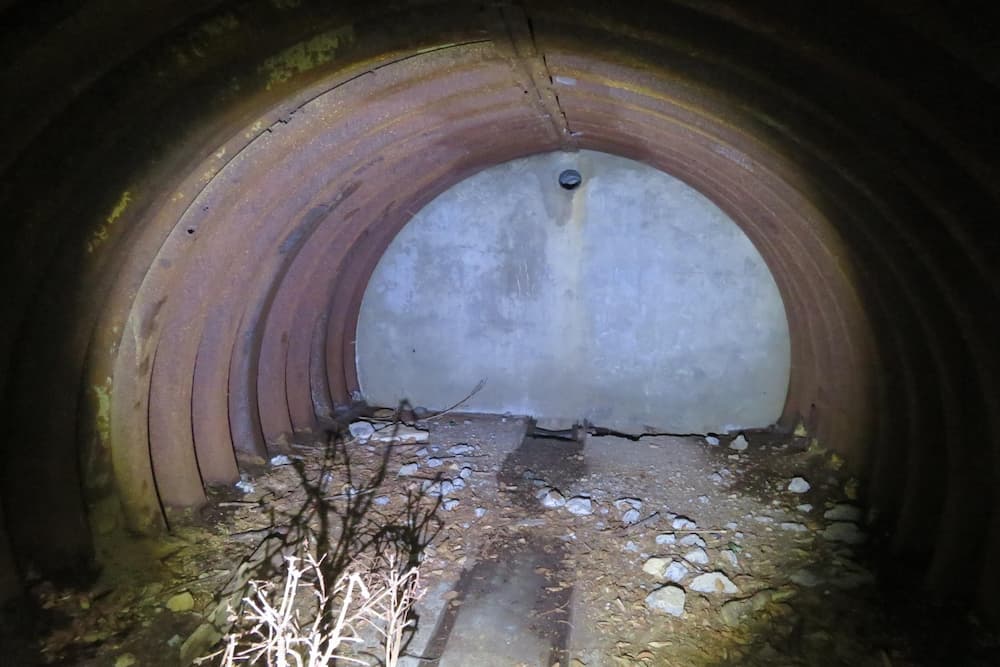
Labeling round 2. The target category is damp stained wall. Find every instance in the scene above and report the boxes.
[356,151,791,433]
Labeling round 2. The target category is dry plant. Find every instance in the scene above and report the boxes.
[198,550,422,667]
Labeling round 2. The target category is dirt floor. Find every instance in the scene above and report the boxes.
[8,414,1000,666]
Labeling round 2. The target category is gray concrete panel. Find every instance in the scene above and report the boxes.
[356,151,790,433]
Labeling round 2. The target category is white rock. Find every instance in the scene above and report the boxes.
[614,498,643,511]
[234,480,254,494]
[683,548,709,565]
[451,477,466,490]
[664,560,689,582]
[824,504,863,522]
[724,522,739,531]
[645,585,686,617]
[690,571,740,595]
[705,435,720,446]
[373,495,390,506]
[622,508,641,525]
[623,541,640,553]
[708,473,724,484]
[426,457,443,467]
[672,516,697,530]
[459,466,473,479]
[642,557,670,577]
[655,533,677,545]
[565,496,593,515]
[448,444,474,455]
[797,504,814,513]
[397,463,419,476]
[442,498,460,511]
[474,507,487,518]
[349,421,375,441]
[423,480,454,496]
[729,434,749,451]
[269,455,291,466]
[787,477,811,493]
[166,591,194,612]
[679,534,706,548]
[822,522,866,544]
[720,549,739,568]
[780,522,809,532]
[370,425,429,444]
[415,447,429,456]
[540,489,567,508]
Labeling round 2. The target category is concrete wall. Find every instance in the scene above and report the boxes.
[356,150,790,433]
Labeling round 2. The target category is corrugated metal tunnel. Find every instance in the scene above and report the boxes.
[1,0,998,631]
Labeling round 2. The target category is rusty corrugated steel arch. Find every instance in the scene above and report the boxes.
[0,0,996,621]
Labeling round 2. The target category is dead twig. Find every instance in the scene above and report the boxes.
[368,379,487,424]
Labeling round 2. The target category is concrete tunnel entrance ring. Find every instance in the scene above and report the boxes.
[356,150,791,434]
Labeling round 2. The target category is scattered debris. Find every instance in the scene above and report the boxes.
[671,516,697,530]
[644,585,686,617]
[690,571,740,595]
[24,415,964,666]
[683,548,710,565]
[348,421,375,442]
[664,560,689,583]
[787,476,811,493]
[165,591,194,613]
[565,496,594,515]
[541,489,567,508]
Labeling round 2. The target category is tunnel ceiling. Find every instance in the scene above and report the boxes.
[1,0,998,623]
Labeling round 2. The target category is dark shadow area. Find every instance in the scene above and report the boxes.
[417,533,572,667]
[415,422,582,664]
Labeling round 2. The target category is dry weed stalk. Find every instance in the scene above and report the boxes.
[199,550,421,667]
